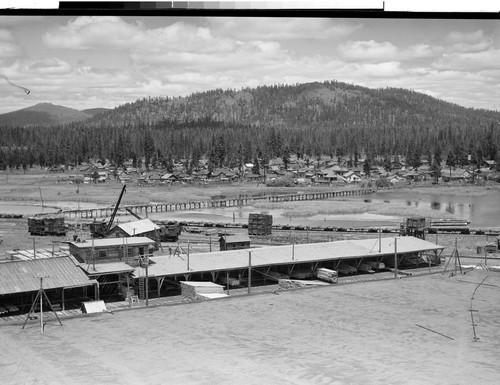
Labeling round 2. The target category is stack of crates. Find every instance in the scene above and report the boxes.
[248,213,272,235]
[28,215,67,236]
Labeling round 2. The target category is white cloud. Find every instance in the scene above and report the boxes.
[206,18,362,41]
[433,49,500,71]
[28,57,71,74]
[42,16,143,50]
[338,40,399,62]
[42,17,235,54]
[0,28,21,58]
[444,30,493,53]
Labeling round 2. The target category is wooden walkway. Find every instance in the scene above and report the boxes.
[60,188,375,220]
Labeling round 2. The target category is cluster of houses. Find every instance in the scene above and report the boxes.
[55,156,500,187]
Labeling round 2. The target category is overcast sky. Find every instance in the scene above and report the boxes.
[0,14,499,114]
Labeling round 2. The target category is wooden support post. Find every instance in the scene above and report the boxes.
[248,251,252,294]
[394,238,398,278]
[145,255,149,306]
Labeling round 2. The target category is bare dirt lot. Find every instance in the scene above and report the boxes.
[1,269,499,385]
[1,171,500,384]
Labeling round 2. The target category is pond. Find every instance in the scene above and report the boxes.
[373,190,500,228]
[148,189,500,230]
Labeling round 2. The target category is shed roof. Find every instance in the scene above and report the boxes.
[69,236,155,249]
[116,219,160,236]
[79,261,136,276]
[220,234,251,243]
[0,257,96,295]
[136,236,444,278]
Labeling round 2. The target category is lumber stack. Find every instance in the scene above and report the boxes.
[28,216,66,236]
[248,213,273,235]
[315,268,338,283]
[180,281,227,300]
[428,219,470,233]
[220,276,240,287]
[405,217,427,228]
[6,248,69,261]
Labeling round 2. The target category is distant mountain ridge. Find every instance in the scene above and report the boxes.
[0,103,111,127]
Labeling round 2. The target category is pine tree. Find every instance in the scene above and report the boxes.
[143,130,155,170]
[282,145,291,170]
[252,156,260,174]
[363,155,372,176]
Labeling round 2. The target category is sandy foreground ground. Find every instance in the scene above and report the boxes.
[1,270,499,385]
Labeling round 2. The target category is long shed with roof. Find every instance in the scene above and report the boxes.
[132,236,444,294]
[0,257,97,315]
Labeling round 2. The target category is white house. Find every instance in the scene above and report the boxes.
[343,170,362,183]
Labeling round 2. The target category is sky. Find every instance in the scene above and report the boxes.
[0,8,499,114]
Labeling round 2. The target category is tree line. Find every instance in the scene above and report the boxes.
[0,80,499,173]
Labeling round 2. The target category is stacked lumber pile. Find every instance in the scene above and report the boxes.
[266,271,289,281]
[28,216,66,236]
[315,268,338,283]
[279,279,331,290]
[220,276,240,287]
[405,217,427,228]
[290,268,315,279]
[248,213,273,235]
[428,219,470,233]
[366,260,385,270]
[357,263,375,274]
[6,248,70,261]
[337,263,357,275]
[180,281,227,300]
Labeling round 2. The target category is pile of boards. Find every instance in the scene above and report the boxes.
[180,281,228,300]
[248,213,273,235]
[28,216,66,236]
[315,268,338,283]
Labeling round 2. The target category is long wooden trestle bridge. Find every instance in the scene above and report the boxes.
[61,188,375,220]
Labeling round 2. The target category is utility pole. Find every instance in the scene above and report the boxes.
[248,251,252,294]
[22,276,62,334]
[145,254,149,306]
[394,238,398,279]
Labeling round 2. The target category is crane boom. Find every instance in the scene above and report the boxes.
[125,207,142,220]
[104,185,127,235]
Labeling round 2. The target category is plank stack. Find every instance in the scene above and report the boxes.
[28,215,67,236]
[248,213,273,235]
[180,281,228,300]
[315,267,338,283]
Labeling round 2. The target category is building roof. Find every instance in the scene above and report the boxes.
[5,248,70,261]
[79,261,136,276]
[116,219,160,236]
[0,257,97,295]
[136,236,444,278]
[220,234,251,243]
[69,236,156,249]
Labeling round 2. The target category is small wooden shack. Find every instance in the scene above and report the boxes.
[107,219,160,239]
[219,234,251,251]
[68,236,156,266]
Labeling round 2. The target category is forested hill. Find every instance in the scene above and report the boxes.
[89,80,500,131]
[1,80,500,170]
